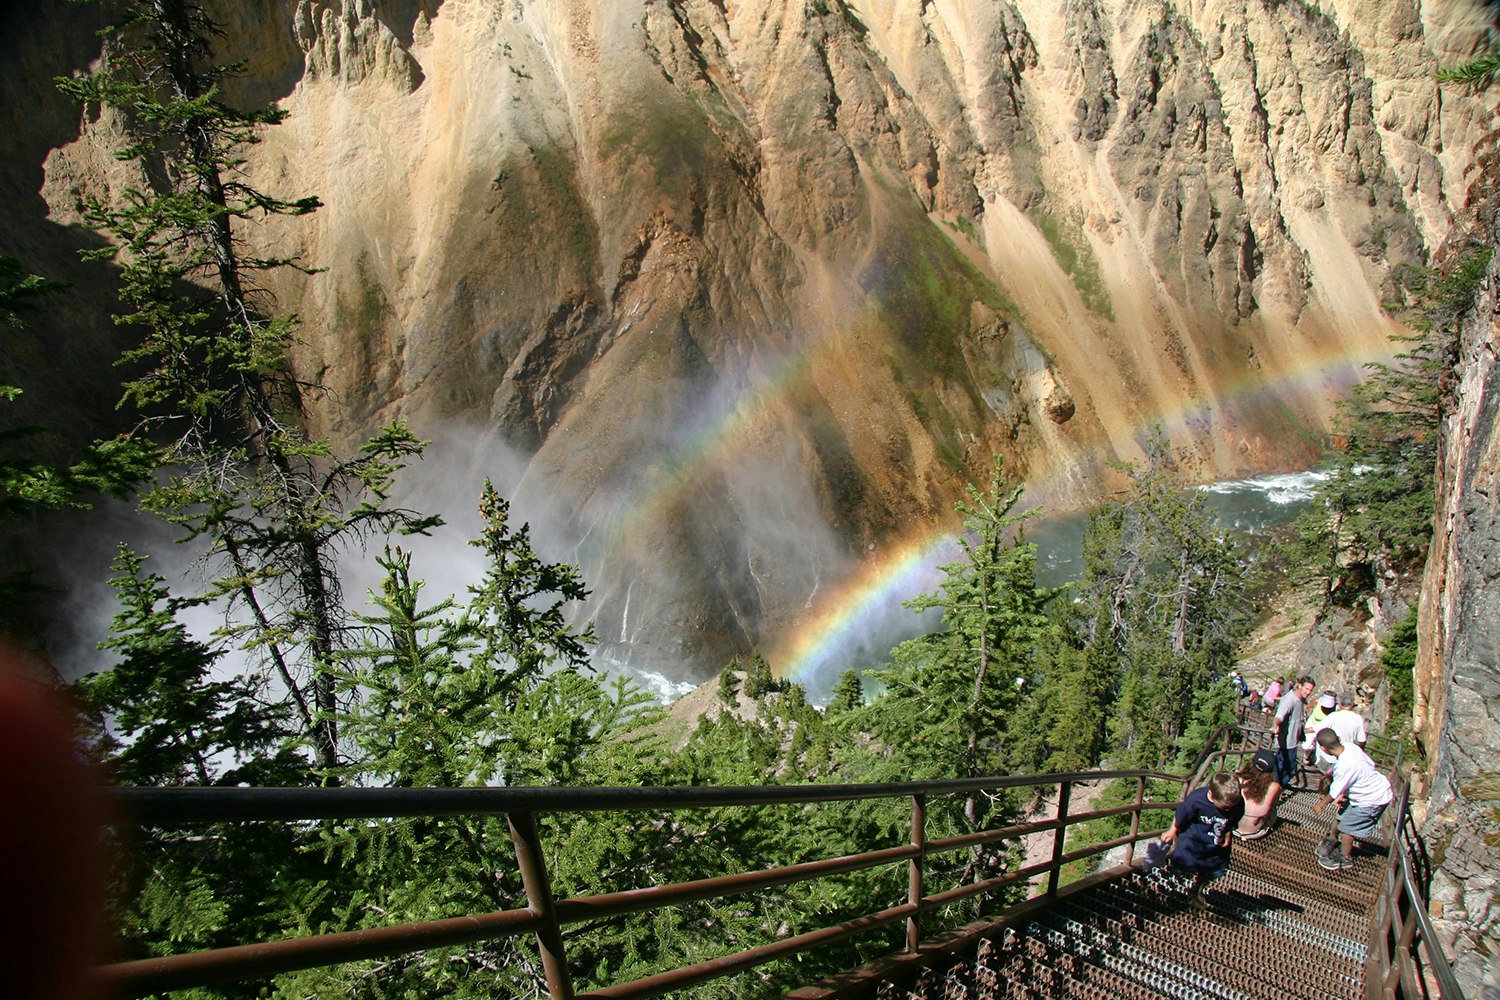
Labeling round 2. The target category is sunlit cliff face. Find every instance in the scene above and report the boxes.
[10,0,1492,685]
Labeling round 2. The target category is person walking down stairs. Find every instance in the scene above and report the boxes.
[1311,728,1394,872]
[1161,772,1245,907]
[1311,692,1368,794]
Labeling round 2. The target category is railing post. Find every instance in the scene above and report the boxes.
[1125,775,1146,865]
[509,810,575,1000]
[1047,781,1072,898]
[907,793,926,954]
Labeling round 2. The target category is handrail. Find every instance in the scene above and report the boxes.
[106,768,1180,823]
[1364,774,1466,1000]
[92,724,1461,999]
[96,768,1181,998]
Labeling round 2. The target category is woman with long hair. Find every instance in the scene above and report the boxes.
[1234,750,1283,841]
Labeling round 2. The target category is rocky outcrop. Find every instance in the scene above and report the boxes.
[1,0,1491,685]
[1417,240,1500,996]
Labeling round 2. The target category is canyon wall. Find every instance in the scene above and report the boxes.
[1417,234,1500,995]
[2,0,1491,685]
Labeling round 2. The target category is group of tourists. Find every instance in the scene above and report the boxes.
[1153,674,1395,904]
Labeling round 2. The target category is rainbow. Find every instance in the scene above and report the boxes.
[583,283,1406,694]
[605,346,818,545]
[767,527,961,684]
[767,349,1399,687]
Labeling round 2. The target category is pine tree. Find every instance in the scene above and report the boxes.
[826,669,865,715]
[1078,435,1249,770]
[58,1,437,770]
[859,459,1049,914]
[870,460,1050,782]
[1292,326,1456,604]
[75,546,307,786]
[305,494,666,997]
[461,480,595,697]
[718,659,742,705]
[742,649,775,698]
[72,548,327,991]
[1006,614,1109,776]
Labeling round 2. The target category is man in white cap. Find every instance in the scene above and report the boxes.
[1302,690,1337,762]
[1313,693,1367,784]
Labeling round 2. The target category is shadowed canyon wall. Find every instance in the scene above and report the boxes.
[2,0,1493,686]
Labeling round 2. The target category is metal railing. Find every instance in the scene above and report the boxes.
[93,724,1460,999]
[95,770,1186,998]
[1364,775,1465,1000]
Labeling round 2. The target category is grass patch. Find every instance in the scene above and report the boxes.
[856,205,1020,462]
[1029,210,1114,320]
[334,253,388,346]
[945,215,980,243]
[597,103,723,204]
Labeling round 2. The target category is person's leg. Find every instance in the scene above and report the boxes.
[1188,871,1211,909]
[1337,804,1387,863]
[1277,746,1297,786]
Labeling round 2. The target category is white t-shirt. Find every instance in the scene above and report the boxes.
[1314,710,1368,768]
[1328,743,1393,808]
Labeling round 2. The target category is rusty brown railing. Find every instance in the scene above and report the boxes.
[96,724,1456,999]
[96,769,1185,999]
[1365,775,1465,1000]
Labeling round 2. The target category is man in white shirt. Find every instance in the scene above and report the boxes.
[1311,727,1393,871]
[1313,693,1367,777]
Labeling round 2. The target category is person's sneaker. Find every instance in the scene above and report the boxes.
[1319,852,1354,871]
[1316,837,1339,859]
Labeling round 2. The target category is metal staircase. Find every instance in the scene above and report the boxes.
[811,787,1382,1000]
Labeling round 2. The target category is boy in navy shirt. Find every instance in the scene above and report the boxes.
[1161,772,1245,906]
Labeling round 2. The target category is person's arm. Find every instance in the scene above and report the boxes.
[1163,796,1193,843]
[1314,769,1352,813]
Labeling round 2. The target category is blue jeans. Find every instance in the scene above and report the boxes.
[1275,746,1299,786]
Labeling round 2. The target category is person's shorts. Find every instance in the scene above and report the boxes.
[1338,803,1388,840]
